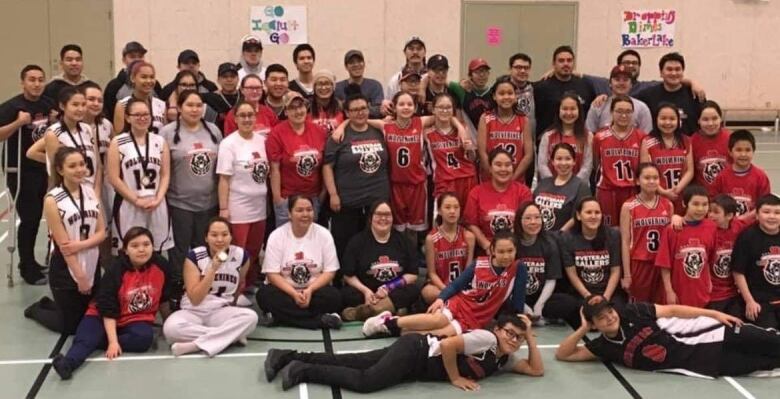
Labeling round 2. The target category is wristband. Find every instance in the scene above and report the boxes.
[381,276,407,292]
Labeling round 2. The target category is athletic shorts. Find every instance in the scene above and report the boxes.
[434,176,476,211]
[629,260,662,303]
[391,182,428,231]
[112,195,174,253]
[596,186,635,227]
[441,307,463,335]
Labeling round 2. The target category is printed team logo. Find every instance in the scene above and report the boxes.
[760,247,780,285]
[683,250,705,279]
[731,189,750,215]
[575,250,610,285]
[296,151,318,177]
[250,152,269,184]
[525,262,545,295]
[359,151,381,174]
[288,251,313,286]
[488,207,514,234]
[30,117,49,142]
[526,272,540,295]
[701,157,725,184]
[581,267,605,285]
[127,286,153,313]
[190,145,212,176]
[369,256,400,282]
[516,95,531,116]
[713,250,732,279]
[541,207,556,231]
[535,193,565,231]
[641,344,667,364]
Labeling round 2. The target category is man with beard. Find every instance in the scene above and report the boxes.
[335,50,384,118]
[382,36,427,114]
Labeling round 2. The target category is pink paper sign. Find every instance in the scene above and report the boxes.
[486,26,502,46]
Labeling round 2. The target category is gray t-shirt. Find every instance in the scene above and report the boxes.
[560,227,621,294]
[159,121,221,211]
[324,125,389,208]
[335,78,384,119]
[585,96,653,133]
[533,176,591,231]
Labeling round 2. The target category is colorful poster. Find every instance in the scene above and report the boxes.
[621,9,676,48]
[249,5,308,45]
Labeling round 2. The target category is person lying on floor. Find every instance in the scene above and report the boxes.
[265,313,543,392]
[555,294,780,378]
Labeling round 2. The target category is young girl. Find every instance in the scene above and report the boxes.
[537,92,593,182]
[618,163,672,303]
[223,74,278,136]
[533,143,590,232]
[164,70,198,123]
[640,102,694,215]
[422,193,475,304]
[163,217,258,357]
[107,98,173,254]
[692,100,731,197]
[80,82,115,213]
[309,70,344,135]
[477,77,533,182]
[113,61,166,133]
[593,95,645,226]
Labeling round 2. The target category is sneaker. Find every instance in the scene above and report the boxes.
[20,266,47,285]
[51,354,73,380]
[236,295,253,307]
[280,360,309,391]
[265,348,296,382]
[320,313,342,330]
[362,311,391,337]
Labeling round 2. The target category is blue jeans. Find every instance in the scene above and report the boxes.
[274,196,321,227]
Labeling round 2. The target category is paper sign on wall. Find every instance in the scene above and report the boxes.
[621,9,676,48]
[250,5,308,45]
[486,26,502,46]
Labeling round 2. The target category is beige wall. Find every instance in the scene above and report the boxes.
[113,0,780,109]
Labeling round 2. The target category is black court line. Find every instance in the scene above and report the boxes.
[581,335,642,399]
[26,334,68,399]
[321,328,343,399]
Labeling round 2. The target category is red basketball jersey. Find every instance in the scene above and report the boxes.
[711,218,751,301]
[544,130,586,178]
[429,225,470,285]
[426,127,477,183]
[627,195,673,261]
[644,135,690,191]
[384,117,426,184]
[691,129,731,196]
[712,165,771,216]
[484,111,526,168]
[594,127,645,189]
[655,219,717,308]
[447,257,518,329]
[308,112,345,136]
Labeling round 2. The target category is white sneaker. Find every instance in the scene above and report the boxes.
[362,311,392,337]
[237,295,253,307]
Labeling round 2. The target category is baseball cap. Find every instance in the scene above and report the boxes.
[404,36,425,50]
[122,41,147,56]
[610,65,631,79]
[468,58,490,72]
[399,66,422,82]
[177,49,199,65]
[344,49,364,64]
[218,62,239,77]
[427,54,449,70]
[282,91,307,108]
[582,295,615,322]
[241,34,263,51]
[313,69,336,85]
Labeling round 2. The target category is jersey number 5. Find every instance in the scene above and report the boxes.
[448,261,461,282]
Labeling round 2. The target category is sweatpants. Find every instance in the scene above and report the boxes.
[341,284,421,311]
[231,220,266,287]
[706,296,744,319]
[7,169,47,268]
[257,284,342,329]
[752,302,780,330]
[163,306,258,356]
[330,205,371,262]
[718,323,780,376]
[168,205,218,286]
[60,316,154,370]
[293,333,428,392]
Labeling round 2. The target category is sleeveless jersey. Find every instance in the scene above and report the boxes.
[119,96,167,131]
[691,129,731,196]
[429,225,469,285]
[181,245,248,310]
[594,127,644,189]
[385,117,426,184]
[114,131,166,198]
[483,111,526,168]
[50,121,99,187]
[627,195,673,261]
[426,127,476,183]
[94,118,114,162]
[644,135,690,191]
[48,184,101,284]
[447,257,518,329]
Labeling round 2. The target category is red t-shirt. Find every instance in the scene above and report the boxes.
[463,181,532,241]
[223,105,279,136]
[429,225,470,285]
[266,120,327,197]
[627,195,673,261]
[426,127,476,183]
[86,264,166,327]
[712,165,771,216]
[644,135,691,191]
[711,218,752,301]
[691,129,731,196]
[594,127,645,189]
[308,111,344,136]
[484,111,527,174]
[384,117,426,184]
[655,219,717,307]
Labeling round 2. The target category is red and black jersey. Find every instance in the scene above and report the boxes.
[594,127,645,189]
[446,257,519,329]
[711,218,752,302]
[691,129,731,196]
[712,165,771,216]
[429,225,470,285]
[655,220,717,307]
[426,127,476,183]
[385,117,426,184]
[643,135,690,191]
[626,195,673,261]
[483,111,527,170]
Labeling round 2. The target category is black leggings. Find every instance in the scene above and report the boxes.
[718,323,780,376]
[293,334,427,392]
[7,169,47,267]
[257,284,343,329]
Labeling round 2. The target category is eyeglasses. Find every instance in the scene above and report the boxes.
[501,327,522,342]
[178,83,197,89]
[620,61,640,66]
[373,211,392,219]
[129,113,151,118]
[435,105,453,111]
[613,109,633,116]
[315,82,333,88]
[236,113,256,119]
[243,86,263,91]
[512,65,531,71]
[348,106,369,113]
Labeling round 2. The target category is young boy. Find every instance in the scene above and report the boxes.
[656,185,717,307]
[712,129,771,216]
[732,194,780,329]
[708,194,753,316]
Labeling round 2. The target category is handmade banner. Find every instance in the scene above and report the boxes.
[249,5,308,45]
[621,9,676,48]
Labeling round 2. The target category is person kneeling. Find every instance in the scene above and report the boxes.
[51,227,173,379]
[556,294,780,378]
[266,313,543,393]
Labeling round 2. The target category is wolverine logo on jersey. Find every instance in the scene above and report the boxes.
[359,151,381,174]
[764,258,780,285]
[290,262,312,286]
[703,161,724,184]
[526,273,540,295]
[713,250,732,279]
[541,207,556,230]
[252,161,269,184]
[296,153,318,177]
[128,286,152,313]
[31,118,49,142]
[683,251,705,278]
[190,153,211,176]
[369,256,400,282]
[490,214,512,233]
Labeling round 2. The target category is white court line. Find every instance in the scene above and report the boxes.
[299,383,309,399]
[0,231,7,243]
[723,377,757,399]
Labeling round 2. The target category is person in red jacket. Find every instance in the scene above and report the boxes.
[51,227,172,379]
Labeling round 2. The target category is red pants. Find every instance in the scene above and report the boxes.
[231,220,266,287]
[596,186,636,227]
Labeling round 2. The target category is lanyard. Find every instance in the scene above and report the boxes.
[62,123,86,155]
[63,184,88,239]
[129,131,150,175]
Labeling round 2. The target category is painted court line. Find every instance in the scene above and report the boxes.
[299,383,309,399]
[723,377,757,399]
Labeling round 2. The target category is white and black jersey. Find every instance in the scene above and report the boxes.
[50,121,99,187]
[114,131,165,198]
[118,96,167,132]
[180,245,248,310]
[48,184,101,285]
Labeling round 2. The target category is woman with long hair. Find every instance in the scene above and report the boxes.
[113,61,166,133]
[537,92,593,182]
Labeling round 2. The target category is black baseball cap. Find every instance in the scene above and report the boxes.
[218,62,239,77]
[404,36,425,50]
[427,54,449,70]
[344,49,364,64]
[122,41,147,56]
[582,295,615,322]
[178,49,199,65]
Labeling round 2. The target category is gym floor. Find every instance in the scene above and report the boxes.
[1,130,778,399]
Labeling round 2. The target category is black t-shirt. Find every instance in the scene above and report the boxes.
[532,76,595,139]
[462,90,493,128]
[0,94,54,171]
[341,229,417,291]
[731,224,780,303]
[421,85,462,116]
[202,92,239,134]
[586,302,724,377]
[288,80,315,102]
[43,79,96,103]
[560,228,621,295]
[517,234,563,305]
[635,84,702,136]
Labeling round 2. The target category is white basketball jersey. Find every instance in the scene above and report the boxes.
[119,96,167,131]
[181,245,247,310]
[48,184,101,284]
[50,121,99,188]
[114,132,165,198]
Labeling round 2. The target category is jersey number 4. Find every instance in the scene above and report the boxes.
[446,153,460,169]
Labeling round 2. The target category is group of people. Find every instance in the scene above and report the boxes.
[2,33,780,391]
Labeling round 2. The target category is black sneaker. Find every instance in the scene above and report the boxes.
[280,360,309,391]
[265,349,296,382]
[51,354,73,380]
[320,313,342,330]
[20,265,47,285]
